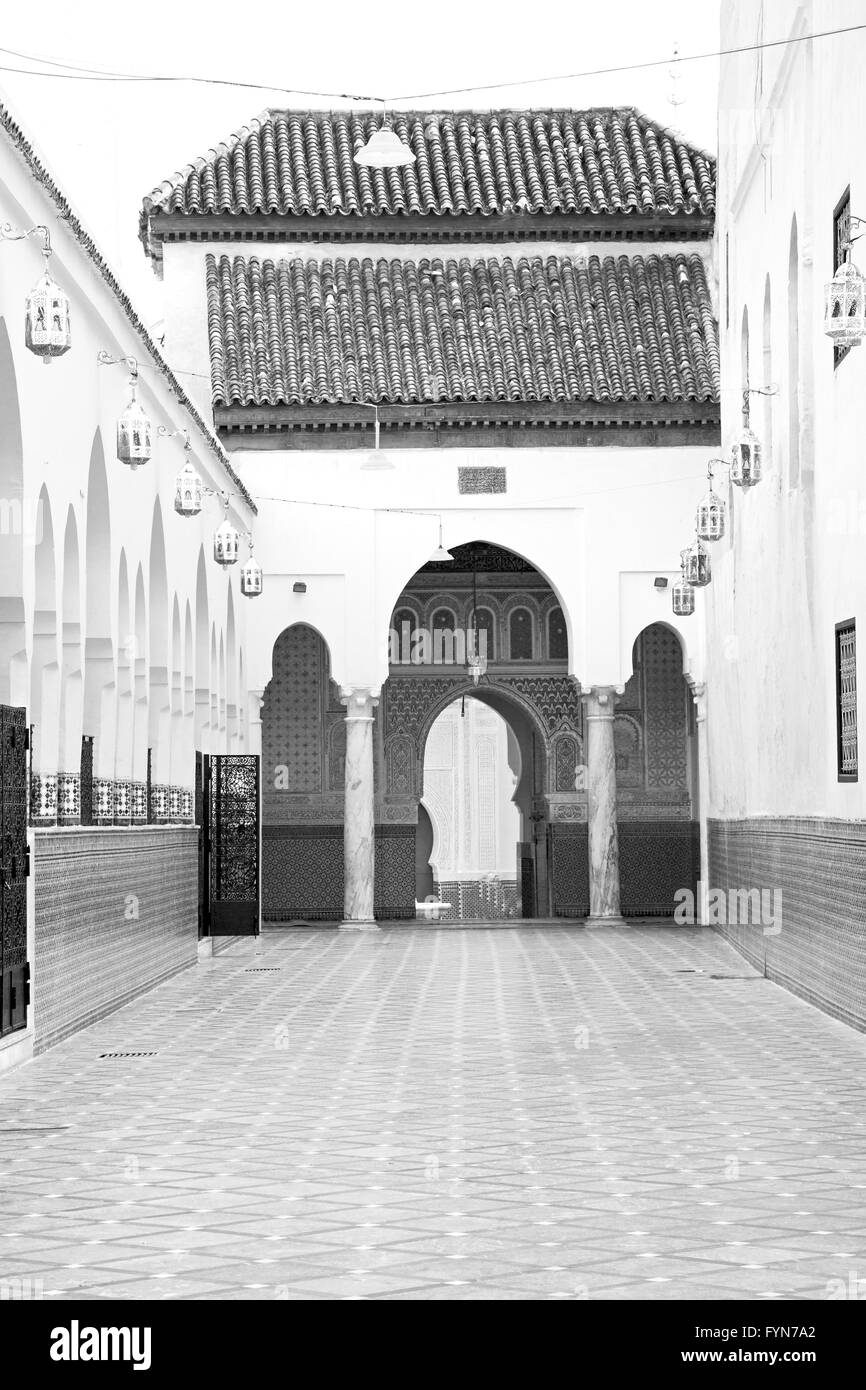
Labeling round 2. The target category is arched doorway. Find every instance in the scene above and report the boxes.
[0,317,26,707]
[379,540,585,921]
[260,622,347,922]
[616,622,700,915]
[421,693,522,921]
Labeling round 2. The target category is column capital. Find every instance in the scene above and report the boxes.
[685,676,707,720]
[581,685,620,717]
[340,687,379,720]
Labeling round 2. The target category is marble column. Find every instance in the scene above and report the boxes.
[688,679,710,926]
[340,687,379,931]
[582,686,626,928]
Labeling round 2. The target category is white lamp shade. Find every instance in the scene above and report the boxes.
[355,126,416,169]
[360,450,395,471]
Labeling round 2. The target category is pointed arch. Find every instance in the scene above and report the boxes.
[0,317,26,704]
[226,581,238,748]
[115,549,134,792]
[788,215,800,488]
[148,500,171,788]
[59,506,84,806]
[83,431,116,778]
[30,486,59,809]
[194,546,210,751]
[762,274,773,472]
[131,562,149,812]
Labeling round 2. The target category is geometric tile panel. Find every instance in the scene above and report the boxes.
[708,817,866,1032]
[374,827,415,921]
[619,820,699,917]
[32,827,199,1052]
[640,623,689,791]
[262,826,343,922]
[262,625,330,818]
[551,824,590,917]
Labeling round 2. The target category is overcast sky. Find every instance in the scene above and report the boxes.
[0,0,720,321]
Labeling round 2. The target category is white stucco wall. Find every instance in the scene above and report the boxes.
[710,0,866,820]
[0,120,255,760]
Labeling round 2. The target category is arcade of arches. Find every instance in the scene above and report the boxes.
[260,543,699,924]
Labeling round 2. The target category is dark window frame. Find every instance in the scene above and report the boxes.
[835,618,858,782]
[509,606,534,661]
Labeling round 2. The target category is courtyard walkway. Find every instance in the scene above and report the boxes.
[1,926,865,1301]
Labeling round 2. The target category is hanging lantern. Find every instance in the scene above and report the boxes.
[730,425,762,488]
[683,536,711,588]
[354,121,416,168]
[174,458,203,516]
[429,518,453,563]
[214,506,240,567]
[359,406,394,469]
[240,536,263,597]
[672,552,696,616]
[824,251,866,348]
[25,253,71,362]
[696,461,727,542]
[467,645,487,685]
[117,365,153,469]
[1,224,71,360]
[730,392,762,489]
[672,577,695,617]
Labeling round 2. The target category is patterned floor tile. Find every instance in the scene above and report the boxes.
[1,926,865,1300]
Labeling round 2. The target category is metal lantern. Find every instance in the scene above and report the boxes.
[174,459,203,516]
[672,576,696,617]
[824,253,866,348]
[696,461,727,542]
[730,393,762,489]
[117,368,153,469]
[25,267,71,362]
[214,512,240,567]
[467,646,487,685]
[730,425,762,488]
[240,537,263,597]
[682,536,711,588]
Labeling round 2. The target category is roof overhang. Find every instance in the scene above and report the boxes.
[144,210,714,271]
[214,400,721,450]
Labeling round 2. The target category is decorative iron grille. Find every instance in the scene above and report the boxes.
[836,620,858,780]
[80,736,93,826]
[210,756,259,902]
[1,706,29,1036]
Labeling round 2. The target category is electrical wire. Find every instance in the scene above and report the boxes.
[0,22,862,104]
[251,469,714,515]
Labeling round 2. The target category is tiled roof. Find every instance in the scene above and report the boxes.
[0,100,255,512]
[206,251,719,409]
[142,107,715,246]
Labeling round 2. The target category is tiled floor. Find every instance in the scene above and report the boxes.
[1,925,865,1301]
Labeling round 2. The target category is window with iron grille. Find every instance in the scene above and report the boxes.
[836,620,858,781]
[834,188,852,367]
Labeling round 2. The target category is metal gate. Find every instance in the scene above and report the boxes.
[201,753,260,936]
[1,705,29,1036]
